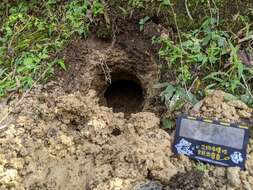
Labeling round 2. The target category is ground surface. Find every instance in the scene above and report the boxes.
[0,35,253,190]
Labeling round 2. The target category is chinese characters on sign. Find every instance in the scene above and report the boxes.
[196,144,230,161]
[173,115,249,169]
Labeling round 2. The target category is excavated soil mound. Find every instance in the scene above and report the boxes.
[0,88,177,190]
[1,85,253,190]
[0,35,253,190]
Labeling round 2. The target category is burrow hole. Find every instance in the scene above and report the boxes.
[103,71,145,115]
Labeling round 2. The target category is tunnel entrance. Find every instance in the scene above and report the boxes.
[104,72,144,115]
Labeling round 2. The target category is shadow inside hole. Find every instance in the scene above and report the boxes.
[111,128,121,136]
[104,79,144,115]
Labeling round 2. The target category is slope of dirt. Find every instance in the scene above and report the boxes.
[0,85,253,190]
[0,86,177,190]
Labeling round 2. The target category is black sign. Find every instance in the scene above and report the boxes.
[173,114,249,169]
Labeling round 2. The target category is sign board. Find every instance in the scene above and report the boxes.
[173,114,249,169]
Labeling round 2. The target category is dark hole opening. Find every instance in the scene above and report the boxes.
[111,128,121,136]
[104,75,144,115]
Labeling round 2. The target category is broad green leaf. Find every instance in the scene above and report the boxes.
[23,57,34,65]
[224,94,238,102]
[202,34,212,46]
[162,0,171,6]
[162,118,174,129]
[240,93,253,107]
[56,59,67,71]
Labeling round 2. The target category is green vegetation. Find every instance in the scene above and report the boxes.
[194,162,210,172]
[151,1,253,107]
[139,16,150,31]
[154,17,253,106]
[0,0,252,109]
[161,118,174,130]
[155,83,197,111]
[0,0,104,97]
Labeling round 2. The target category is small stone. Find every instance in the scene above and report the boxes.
[248,176,253,187]
[237,109,252,119]
[60,134,73,146]
[134,181,163,190]
[191,100,203,115]
[239,171,248,181]
[201,106,207,111]
[243,181,252,190]
[214,168,225,177]
[227,167,241,187]
[227,100,248,110]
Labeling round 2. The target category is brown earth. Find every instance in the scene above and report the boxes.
[0,27,253,190]
[0,82,252,190]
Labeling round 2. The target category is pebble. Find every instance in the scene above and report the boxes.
[227,167,241,187]
[214,167,225,177]
[243,181,252,190]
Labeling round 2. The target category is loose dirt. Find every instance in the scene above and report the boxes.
[0,34,253,190]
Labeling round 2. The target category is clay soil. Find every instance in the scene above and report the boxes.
[0,20,253,190]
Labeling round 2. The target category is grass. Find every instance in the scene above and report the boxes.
[0,0,252,109]
[153,16,253,107]
[0,0,104,97]
[117,0,253,108]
